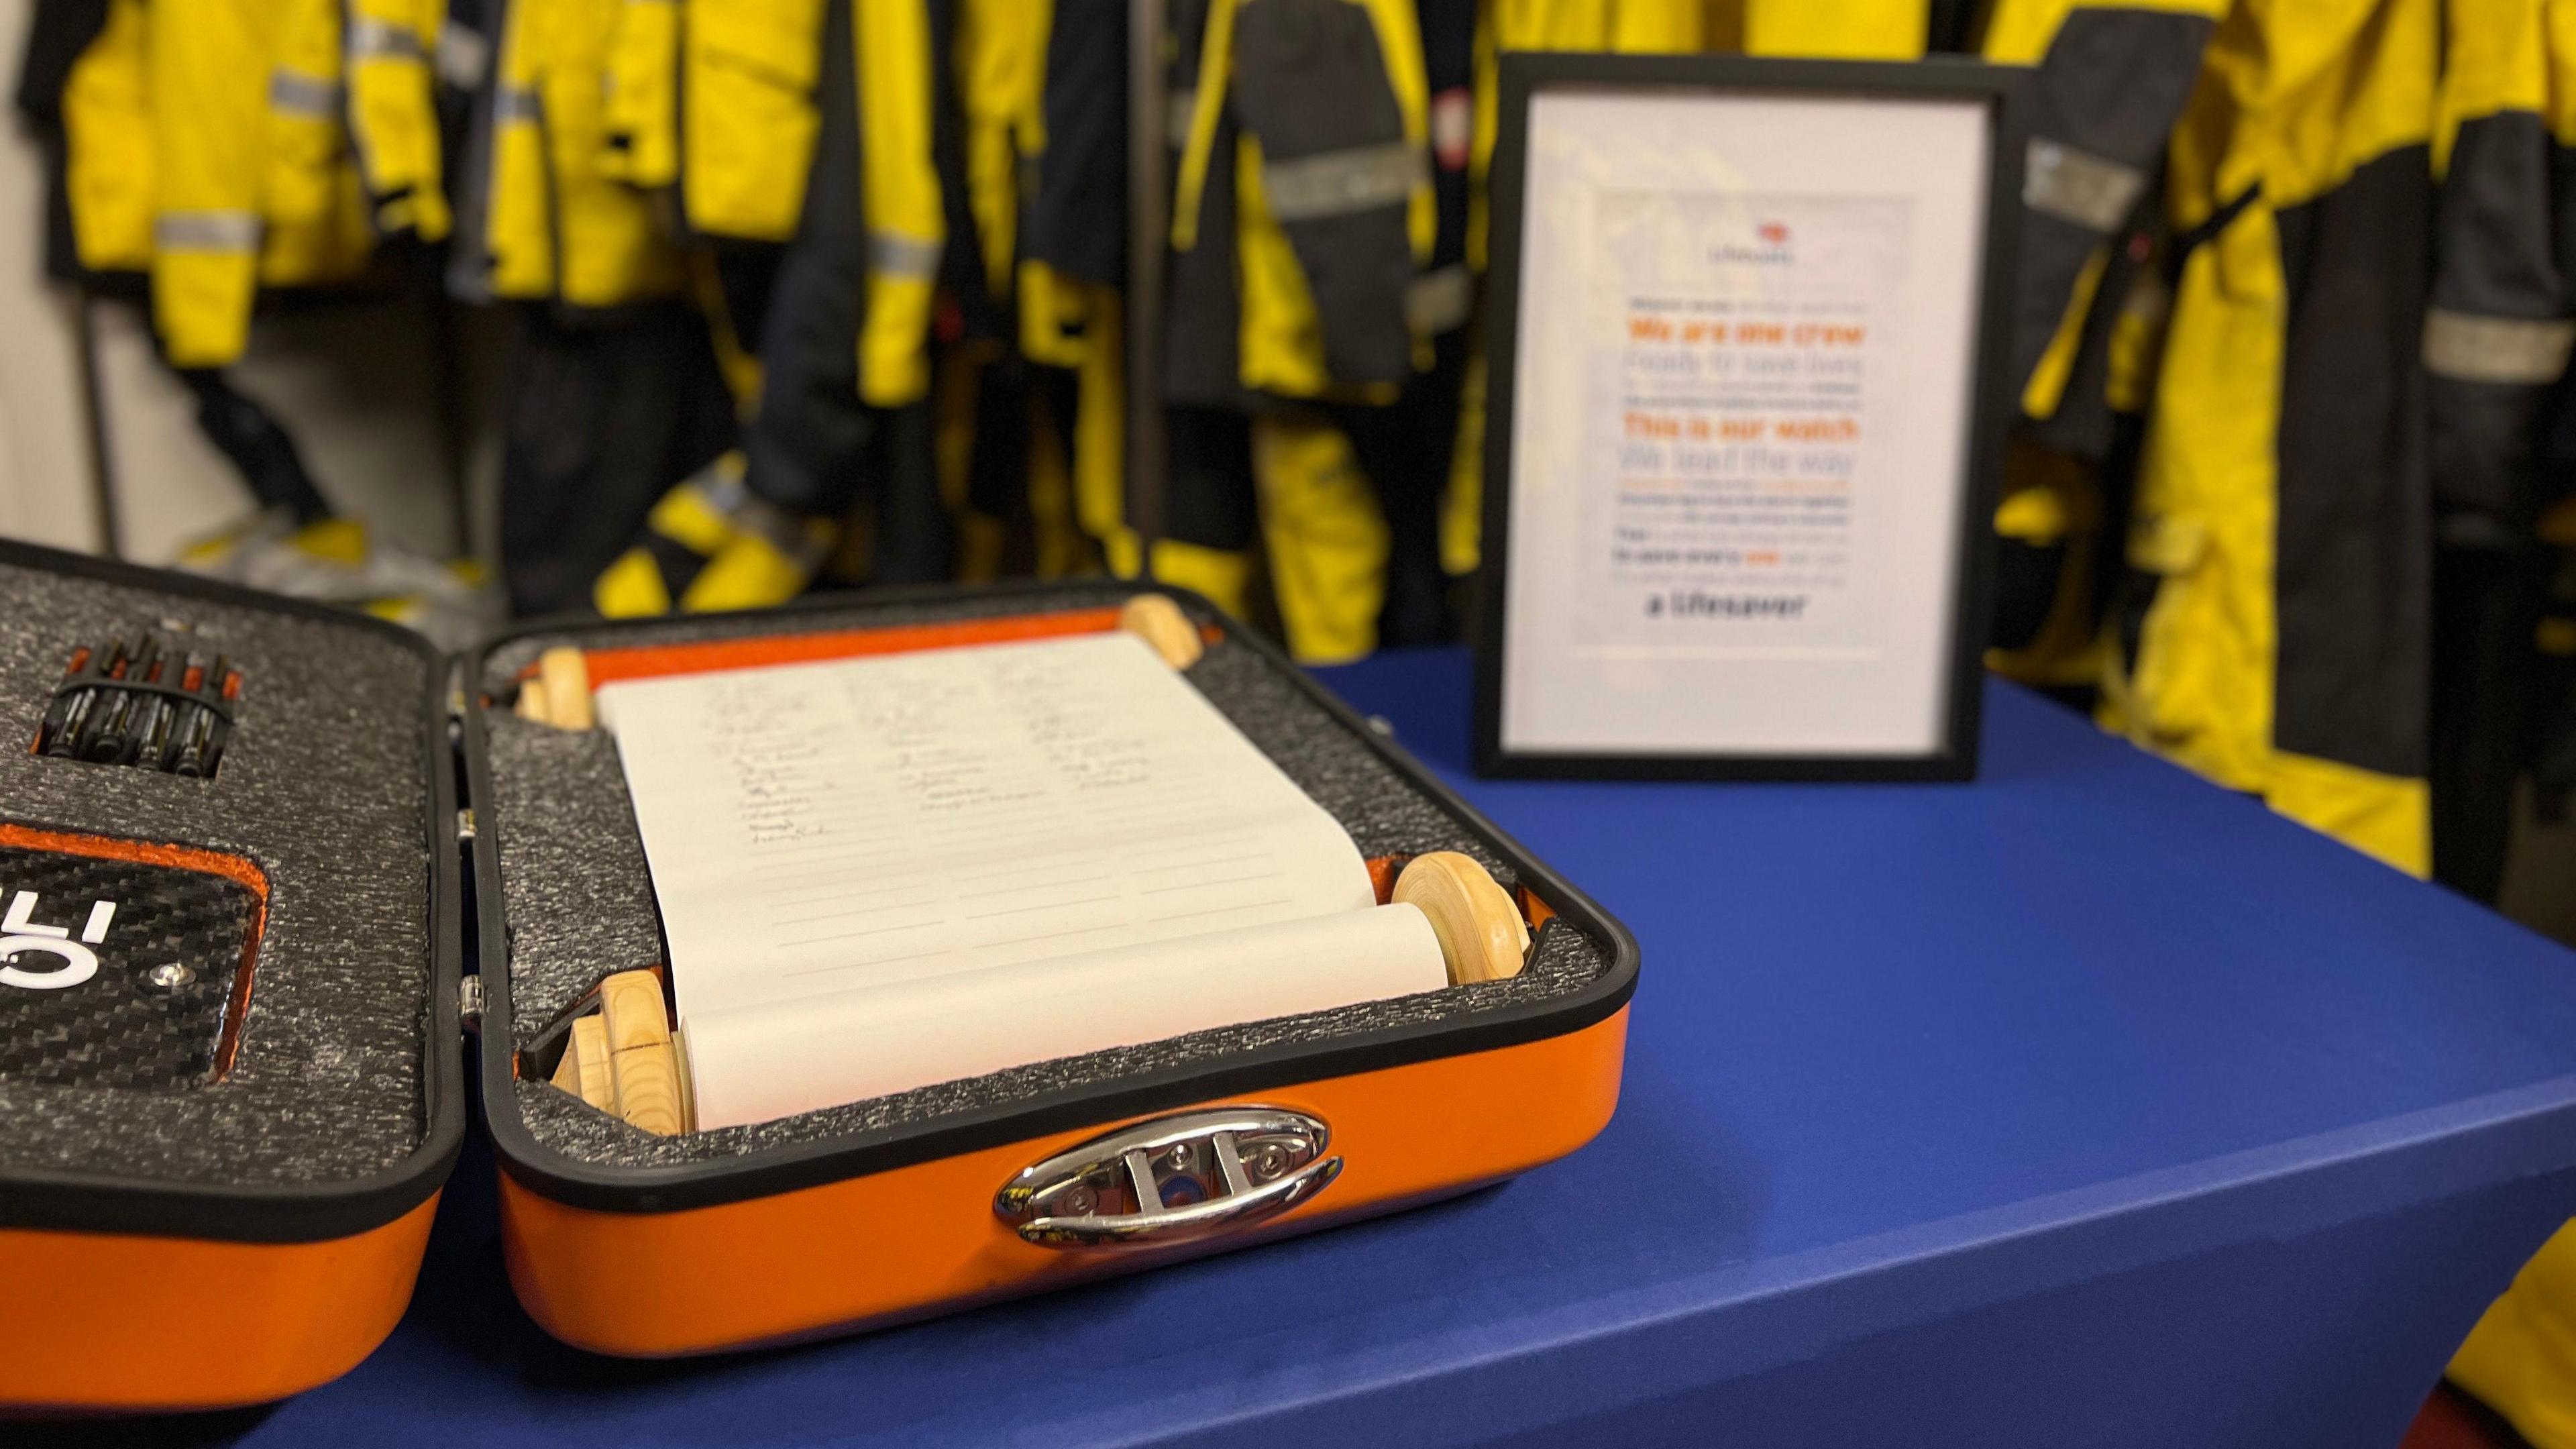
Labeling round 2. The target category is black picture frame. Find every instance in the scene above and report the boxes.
[1472,51,2025,782]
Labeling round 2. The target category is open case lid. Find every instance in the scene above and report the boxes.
[0,541,1635,1232]
[0,539,466,1244]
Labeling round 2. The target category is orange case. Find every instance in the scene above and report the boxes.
[0,543,468,1414]
[0,551,1638,1405]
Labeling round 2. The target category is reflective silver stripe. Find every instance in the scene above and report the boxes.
[155,211,262,252]
[868,231,943,280]
[1263,142,1423,222]
[1167,87,1196,150]
[2423,308,2576,384]
[494,87,542,123]
[269,70,341,117]
[2023,138,2145,233]
[1405,264,1472,336]
[435,24,490,88]
[347,16,428,61]
[703,472,829,570]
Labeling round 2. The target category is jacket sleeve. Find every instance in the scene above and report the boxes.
[541,0,683,306]
[50,0,154,276]
[855,0,947,406]
[1982,0,2224,421]
[345,0,453,240]
[1226,0,1432,396]
[482,0,556,299]
[149,0,270,365]
[2422,0,2572,544]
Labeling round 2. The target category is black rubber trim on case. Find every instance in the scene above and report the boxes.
[0,539,466,1244]
[469,579,1642,1216]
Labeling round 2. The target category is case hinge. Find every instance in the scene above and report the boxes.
[457,808,476,843]
[458,975,485,1028]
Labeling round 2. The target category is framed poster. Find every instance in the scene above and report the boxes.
[1474,53,2021,781]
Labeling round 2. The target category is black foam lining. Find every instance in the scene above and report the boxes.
[0,564,435,1187]
[479,586,1617,1169]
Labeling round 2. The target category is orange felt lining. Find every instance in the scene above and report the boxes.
[0,822,269,1078]
[1366,855,1401,904]
[553,608,1128,688]
[516,608,1228,690]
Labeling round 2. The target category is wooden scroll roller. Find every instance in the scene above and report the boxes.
[547,851,1529,1136]
[513,595,1203,730]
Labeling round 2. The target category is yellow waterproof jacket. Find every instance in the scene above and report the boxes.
[1163,0,1441,657]
[148,0,376,365]
[599,0,955,617]
[56,0,154,275]
[345,0,452,241]
[946,0,1133,571]
[1175,0,1435,402]
[2420,0,2576,545]
[600,0,683,187]
[855,0,946,407]
[2458,1220,2576,1449]
[481,0,684,306]
[682,0,824,241]
[1974,1,2214,688]
[953,0,1046,301]
[682,0,941,397]
[2106,0,2438,875]
[1983,0,2225,420]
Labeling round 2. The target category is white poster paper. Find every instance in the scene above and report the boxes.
[1499,89,1991,758]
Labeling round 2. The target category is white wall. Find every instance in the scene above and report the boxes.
[89,296,477,564]
[0,0,97,553]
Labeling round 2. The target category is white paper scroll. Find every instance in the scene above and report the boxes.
[679,902,1448,1129]
[597,631,1450,1128]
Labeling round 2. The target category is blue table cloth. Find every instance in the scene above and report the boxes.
[90,655,2576,1446]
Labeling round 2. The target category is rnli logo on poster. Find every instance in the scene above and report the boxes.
[1710,220,1793,266]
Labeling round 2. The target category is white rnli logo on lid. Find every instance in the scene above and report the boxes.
[0,890,115,990]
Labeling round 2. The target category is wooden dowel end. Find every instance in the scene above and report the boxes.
[1119,595,1203,669]
[538,647,594,730]
[1394,853,1532,985]
[596,970,686,1134]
